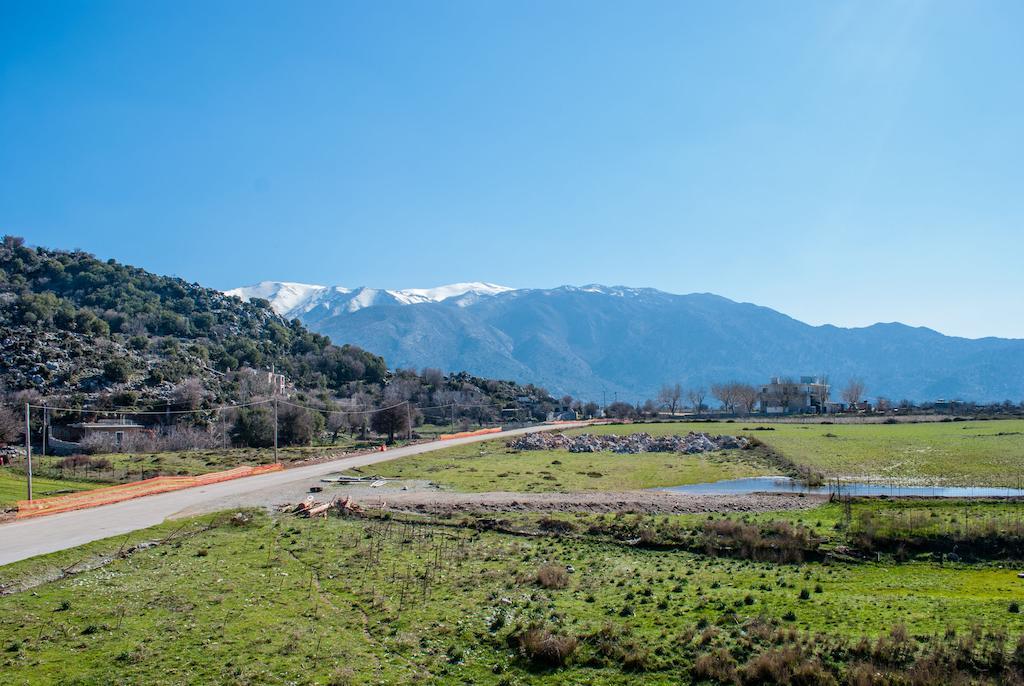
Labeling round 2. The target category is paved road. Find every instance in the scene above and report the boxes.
[0,423,585,566]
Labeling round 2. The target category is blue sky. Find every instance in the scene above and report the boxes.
[2,1,1022,338]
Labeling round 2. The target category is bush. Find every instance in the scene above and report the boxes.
[692,647,737,683]
[102,358,133,383]
[739,647,836,685]
[537,517,577,534]
[536,564,570,589]
[231,406,275,448]
[513,626,577,667]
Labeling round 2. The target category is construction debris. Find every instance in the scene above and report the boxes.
[507,431,749,454]
[335,495,367,514]
[321,474,391,484]
[306,501,332,518]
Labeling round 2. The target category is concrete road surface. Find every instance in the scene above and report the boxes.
[0,422,584,566]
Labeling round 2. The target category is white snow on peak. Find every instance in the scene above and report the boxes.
[226,281,514,317]
[225,281,328,315]
[347,288,386,312]
[391,282,514,306]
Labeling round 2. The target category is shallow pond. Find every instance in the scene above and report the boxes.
[662,476,1024,497]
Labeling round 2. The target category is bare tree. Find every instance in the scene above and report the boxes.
[711,383,738,413]
[420,367,445,388]
[658,383,682,415]
[732,383,759,415]
[172,377,206,411]
[686,387,707,416]
[841,379,866,406]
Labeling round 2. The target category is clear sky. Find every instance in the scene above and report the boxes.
[2,1,1022,338]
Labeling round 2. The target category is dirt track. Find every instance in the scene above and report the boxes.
[347,488,828,516]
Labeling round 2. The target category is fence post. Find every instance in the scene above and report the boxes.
[24,402,33,501]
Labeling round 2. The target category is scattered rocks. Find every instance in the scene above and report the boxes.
[507,431,749,454]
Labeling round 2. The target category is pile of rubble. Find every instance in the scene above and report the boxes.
[507,431,749,455]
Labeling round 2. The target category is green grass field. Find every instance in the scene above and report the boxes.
[0,468,99,509]
[19,424,487,487]
[570,420,1024,487]
[1,506,1022,685]
[370,440,774,492]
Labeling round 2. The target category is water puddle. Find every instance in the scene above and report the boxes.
[662,476,1024,497]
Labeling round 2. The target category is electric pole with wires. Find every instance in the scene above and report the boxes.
[24,402,32,501]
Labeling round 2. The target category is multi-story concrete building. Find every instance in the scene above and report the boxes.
[758,376,830,414]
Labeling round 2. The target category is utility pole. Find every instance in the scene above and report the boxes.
[273,397,279,464]
[24,403,32,502]
[41,404,47,457]
[406,401,412,441]
[450,403,455,432]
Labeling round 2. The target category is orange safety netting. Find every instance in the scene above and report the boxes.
[15,463,284,519]
[438,427,502,440]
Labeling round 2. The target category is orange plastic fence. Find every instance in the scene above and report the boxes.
[16,463,284,519]
[438,427,502,441]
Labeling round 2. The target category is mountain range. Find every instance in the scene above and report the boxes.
[226,281,1024,403]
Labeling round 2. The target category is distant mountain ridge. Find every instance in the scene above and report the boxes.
[227,281,1024,403]
[227,281,514,316]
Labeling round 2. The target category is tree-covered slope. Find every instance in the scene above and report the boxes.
[0,236,385,402]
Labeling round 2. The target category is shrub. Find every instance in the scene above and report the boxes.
[536,564,570,589]
[513,626,577,667]
[692,647,737,683]
[739,647,837,685]
[102,358,133,383]
[537,517,577,534]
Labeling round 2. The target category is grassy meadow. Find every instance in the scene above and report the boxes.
[0,468,100,509]
[570,419,1024,487]
[370,440,774,492]
[2,506,1024,685]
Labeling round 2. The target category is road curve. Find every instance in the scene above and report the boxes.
[0,422,587,566]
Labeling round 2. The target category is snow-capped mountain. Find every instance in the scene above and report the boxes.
[226,281,513,319]
[225,281,1024,402]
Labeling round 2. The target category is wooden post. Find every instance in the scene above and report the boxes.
[24,402,32,502]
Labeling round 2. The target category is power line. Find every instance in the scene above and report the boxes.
[24,398,273,415]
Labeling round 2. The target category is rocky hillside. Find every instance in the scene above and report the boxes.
[0,236,386,404]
